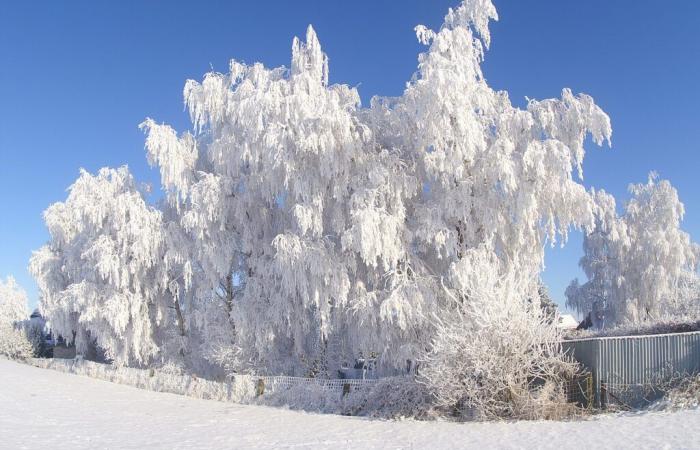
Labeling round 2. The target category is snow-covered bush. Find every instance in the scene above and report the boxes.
[343,377,434,419]
[0,277,33,359]
[649,374,700,411]
[256,376,434,418]
[420,249,578,420]
[257,383,345,414]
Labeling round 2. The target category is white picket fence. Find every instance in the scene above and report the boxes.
[249,374,380,396]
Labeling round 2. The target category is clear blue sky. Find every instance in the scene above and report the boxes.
[1,1,699,313]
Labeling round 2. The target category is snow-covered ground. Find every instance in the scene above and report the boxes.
[1,359,698,450]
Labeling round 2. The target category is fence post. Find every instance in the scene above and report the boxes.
[586,374,593,408]
[601,382,607,409]
[256,378,265,397]
[342,383,351,397]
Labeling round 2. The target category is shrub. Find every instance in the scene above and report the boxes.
[419,250,579,420]
[0,323,34,360]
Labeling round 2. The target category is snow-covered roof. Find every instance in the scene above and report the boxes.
[557,314,579,330]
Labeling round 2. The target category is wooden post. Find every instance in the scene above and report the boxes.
[256,378,265,397]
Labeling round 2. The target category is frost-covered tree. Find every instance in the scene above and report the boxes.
[533,281,558,323]
[619,175,700,320]
[0,276,33,359]
[140,0,611,379]
[141,25,386,375]
[357,0,611,383]
[565,189,621,326]
[29,167,184,365]
[359,0,610,372]
[567,174,700,326]
[27,0,614,411]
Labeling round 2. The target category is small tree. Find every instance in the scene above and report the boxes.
[0,277,33,359]
[533,282,558,323]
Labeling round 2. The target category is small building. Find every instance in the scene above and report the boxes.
[556,314,579,330]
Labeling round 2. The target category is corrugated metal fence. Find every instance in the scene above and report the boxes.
[562,331,700,408]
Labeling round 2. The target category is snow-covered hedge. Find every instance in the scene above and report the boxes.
[258,375,434,419]
[28,358,258,402]
[565,319,700,340]
[27,355,589,421]
[343,376,435,419]
[25,358,430,418]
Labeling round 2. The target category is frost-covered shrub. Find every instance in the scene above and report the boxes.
[420,250,578,421]
[343,377,434,419]
[257,383,344,414]
[646,373,700,412]
[250,376,433,419]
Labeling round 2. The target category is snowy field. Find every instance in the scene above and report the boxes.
[1,360,699,449]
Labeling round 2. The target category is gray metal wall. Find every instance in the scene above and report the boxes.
[562,331,700,407]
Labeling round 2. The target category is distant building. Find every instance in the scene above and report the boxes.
[556,314,579,330]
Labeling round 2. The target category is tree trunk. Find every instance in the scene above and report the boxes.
[224,273,236,334]
[174,298,186,337]
[225,273,234,314]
